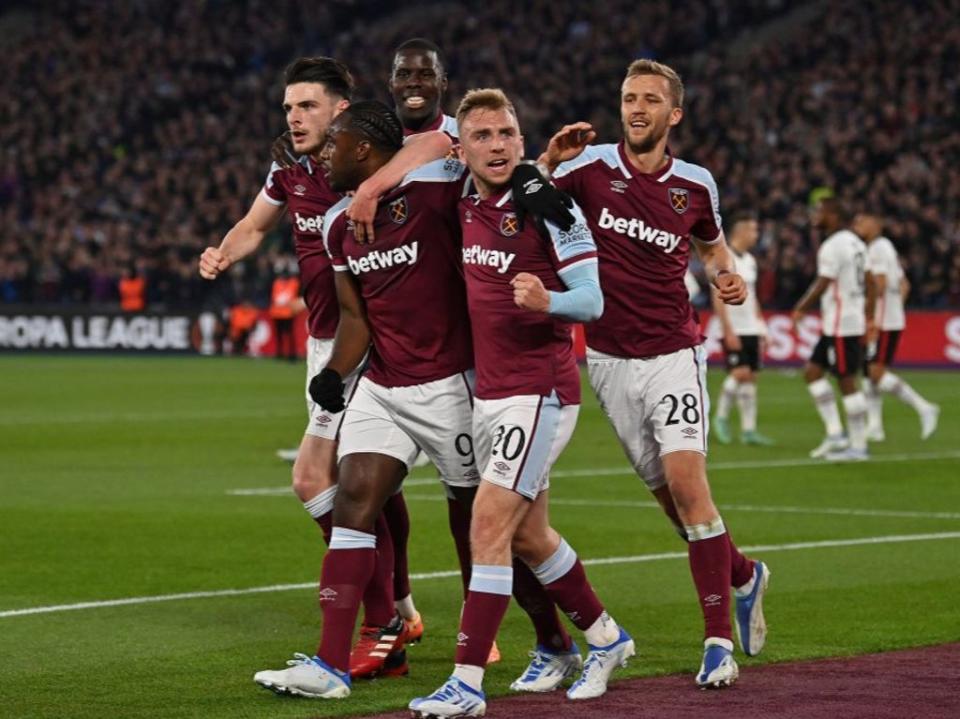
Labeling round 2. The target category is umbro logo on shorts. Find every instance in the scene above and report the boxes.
[493,461,511,473]
[682,427,698,437]
[315,415,332,425]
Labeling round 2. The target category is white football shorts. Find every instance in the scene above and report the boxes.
[473,390,579,500]
[303,336,362,441]
[587,344,710,491]
[338,371,480,488]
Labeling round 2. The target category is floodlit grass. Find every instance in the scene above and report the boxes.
[2,356,958,718]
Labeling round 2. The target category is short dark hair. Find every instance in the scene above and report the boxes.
[820,196,850,223]
[394,38,445,70]
[340,100,404,153]
[729,210,758,226]
[284,57,354,100]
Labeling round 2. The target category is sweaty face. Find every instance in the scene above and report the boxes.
[458,107,524,196]
[322,119,363,192]
[620,74,682,155]
[389,50,447,128]
[284,83,343,156]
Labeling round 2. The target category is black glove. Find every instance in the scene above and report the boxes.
[271,131,298,169]
[309,368,346,413]
[510,162,575,233]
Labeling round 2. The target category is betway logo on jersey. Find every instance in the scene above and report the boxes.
[597,207,682,253]
[462,245,516,274]
[294,212,324,234]
[347,242,418,274]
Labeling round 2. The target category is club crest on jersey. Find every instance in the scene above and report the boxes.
[500,213,519,237]
[389,196,408,224]
[669,187,689,214]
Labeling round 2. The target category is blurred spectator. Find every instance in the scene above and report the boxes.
[1,0,957,311]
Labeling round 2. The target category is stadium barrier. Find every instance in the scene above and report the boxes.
[2,307,957,367]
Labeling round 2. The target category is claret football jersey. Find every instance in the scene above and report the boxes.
[553,143,723,359]
[323,159,474,387]
[261,156,341,339]
[459,186,598,405]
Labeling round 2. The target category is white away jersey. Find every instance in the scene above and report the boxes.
[726,250,764,335]
[817,229,867,337]
[867,237,905,331]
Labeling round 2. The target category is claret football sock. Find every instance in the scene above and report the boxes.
[361,514,395,627]
[532,538,605,633]
[686,517,733,641]
[456,564,513,668]
[382,492,412,602]
[513,557,573,652]
[318,527,377,672]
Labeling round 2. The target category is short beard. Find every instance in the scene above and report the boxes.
[624,125,664,155]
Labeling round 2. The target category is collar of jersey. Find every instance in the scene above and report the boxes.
[617,141,674,182]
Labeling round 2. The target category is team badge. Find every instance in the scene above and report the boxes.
[669,187,689,214]
[389,196,408,224]
[500,212,519,237]
[293,184,307,196]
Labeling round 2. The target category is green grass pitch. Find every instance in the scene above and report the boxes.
[1,355,958,719]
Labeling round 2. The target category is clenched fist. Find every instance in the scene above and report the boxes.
[199,247,231,280]
[511,272,550,313]
[714,272,747,305]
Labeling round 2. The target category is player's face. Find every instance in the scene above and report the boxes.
[852,213,881,241]
[283,83,346,156]
[737,219,760,249]
[458,108,524,194]
[390,50,447,127]
[620,75,682,154]
[322,119,364,192]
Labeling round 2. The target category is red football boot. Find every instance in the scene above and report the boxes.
[349,616,405,679]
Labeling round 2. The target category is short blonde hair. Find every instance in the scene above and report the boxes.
[456,88,518,128]
[625,59,684,107]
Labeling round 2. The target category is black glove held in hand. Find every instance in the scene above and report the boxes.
[309,368,346,413]
[510,162,575,233]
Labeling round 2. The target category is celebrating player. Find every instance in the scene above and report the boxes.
[793,197,870,461]
[198,57,450,682]
[854,212,939,441]
[712,212,775,446]
[411,88,632,719]
[537,59,769,689]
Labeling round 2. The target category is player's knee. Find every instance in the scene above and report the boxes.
[470,508,512,556]
[733,367,753,382]
[804,363,823,383]
[291,461,335,503]
[868,363,885,383]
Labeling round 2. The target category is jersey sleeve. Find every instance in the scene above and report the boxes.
[545,199,598,273]
[817,240,839,279]
[322,198,352,272]
[261,162,287,206]
[551,146,603,199]
[690,170,723,243]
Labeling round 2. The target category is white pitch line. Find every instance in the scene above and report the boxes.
[397,494,960,521]
[226,450,960,496]
[3,531,959,620]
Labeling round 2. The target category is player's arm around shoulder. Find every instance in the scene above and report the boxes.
[199,191,283,279]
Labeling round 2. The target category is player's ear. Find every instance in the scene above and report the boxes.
[355,140,372,162]
[439,71,448,94]
[669,106,683,128]
[456,143,466,163]
[334,99,350,117]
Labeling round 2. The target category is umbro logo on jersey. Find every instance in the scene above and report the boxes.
[294,211,324,234]
[598,207,682,253]
[347,242,418,274]
[462,245,516,274]
[293,184,307,196]
[669,187,689,214]
[389,196,408,224]
[464,210,473,223]
[610,180,628,194]
[500,213,519,237]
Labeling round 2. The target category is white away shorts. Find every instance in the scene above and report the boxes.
[338,372,480,488]
[473,391,579,500]
[587,344,710,491]
[304,336,362,441]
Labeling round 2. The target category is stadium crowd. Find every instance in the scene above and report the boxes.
[1,0,957,311]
